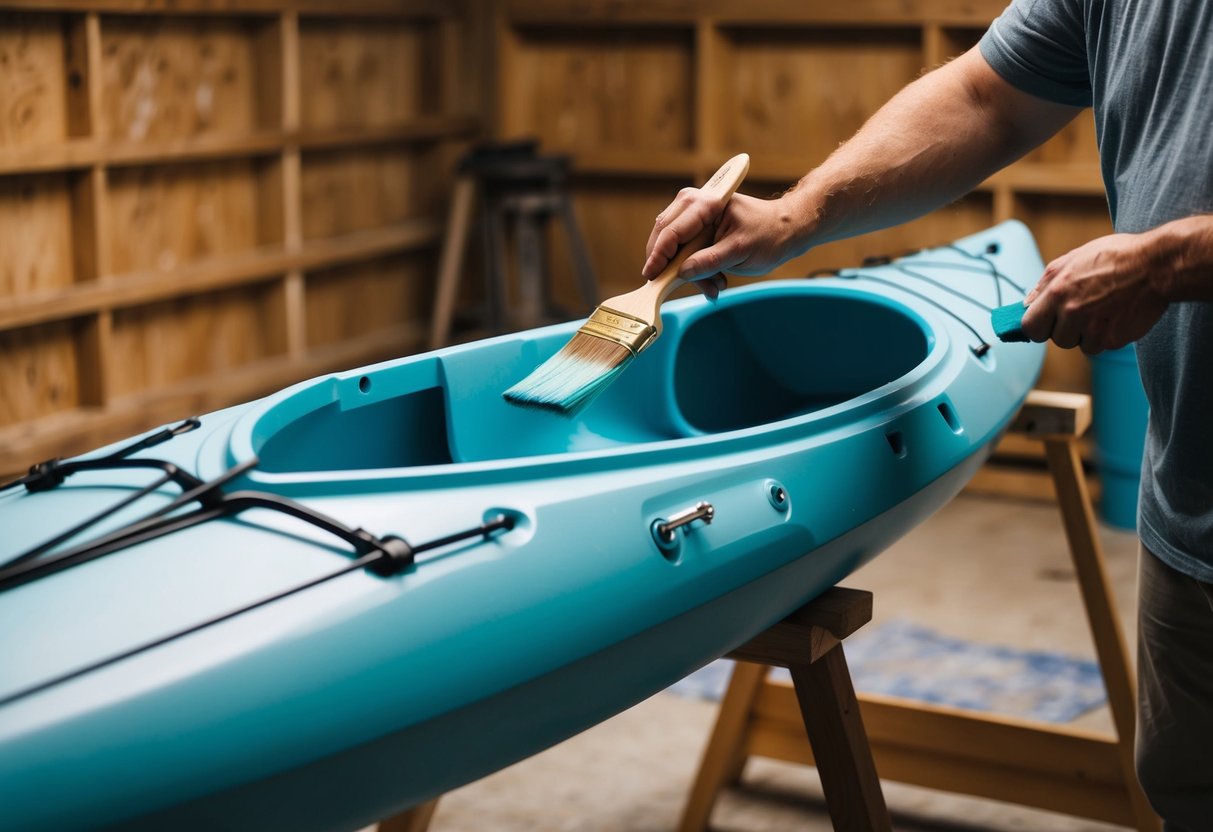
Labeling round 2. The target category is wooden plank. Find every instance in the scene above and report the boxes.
[0,173,77,296]
[728,587,873,666]
[1012,389,1092,439]
[1043,438,1159,830]
[502,0,1008,27]
[0,220,442,330]
[747,685,1138,826]
[790,650,891,831]
[0,11,69,147]
[304,253,435,349]
[0,113,478,176]
[0,1,457,19]
[298,17,431,131]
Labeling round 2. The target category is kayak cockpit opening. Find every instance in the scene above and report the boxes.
[239,286,934,472]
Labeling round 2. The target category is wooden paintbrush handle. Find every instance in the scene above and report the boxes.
[647,153,751,302]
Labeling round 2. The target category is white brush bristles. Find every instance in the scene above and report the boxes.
[503,333,634,415]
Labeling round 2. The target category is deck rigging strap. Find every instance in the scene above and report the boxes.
[0,513,513,709]
[0,428,516,707]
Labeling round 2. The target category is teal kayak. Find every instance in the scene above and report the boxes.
[0,222,1044,830]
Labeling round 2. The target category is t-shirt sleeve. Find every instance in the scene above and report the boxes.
[979,0,1093,107]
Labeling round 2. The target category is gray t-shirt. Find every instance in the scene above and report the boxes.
[980,0,1213,581]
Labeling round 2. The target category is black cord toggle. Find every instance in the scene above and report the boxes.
[24,458,67,493]
[366,534,415,577]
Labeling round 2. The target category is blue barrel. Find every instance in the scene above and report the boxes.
[1090,345,1149,529]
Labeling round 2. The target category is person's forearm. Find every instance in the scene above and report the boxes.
[1148,215,1213,301]
[782,49,1079,254]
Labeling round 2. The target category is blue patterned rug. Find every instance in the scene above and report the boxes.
[667,619,1107,723]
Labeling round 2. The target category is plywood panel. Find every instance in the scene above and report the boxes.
[505,27,694,151]
[556,178,690,300]
[0,12,69,148]
[304,254,433,348]
[107,159,266,274]
[0,320,81,428]
[100,16,263,142]
[298,19,436,130]
[723,27,922,161]
[0,173,76,296]
[109,284,287,398]
[299,147,441,241]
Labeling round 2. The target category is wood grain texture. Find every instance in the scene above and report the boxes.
[0,320,81,428]
[109,283,286,397]
[298,18,435,130]
[0,173,76,296]
[301,147,421,241]
[304,253,435,349]
[0,12,68,147]
[100,16,263,142]
[722,27,921,161]
[106,158,264,274]
[505,26,694,152]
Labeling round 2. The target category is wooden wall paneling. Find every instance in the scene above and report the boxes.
[720,26,922,165]
[106,159,265,275]
[503,26,695,153]
[300,147,419,241]
[554,177,692,300]
[298,17,434,131]
[0,320,83,431]
[303,254,432,350]
[0,173,77,296]
[0,11,69,148]
[694,19,729,161]
[108,282,287,399]
[99,15,264,143]
[0,3,476,477]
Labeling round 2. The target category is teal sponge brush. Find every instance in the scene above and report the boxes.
[991,302,1030,343]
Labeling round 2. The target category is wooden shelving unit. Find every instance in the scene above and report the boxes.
[0,1,480,474]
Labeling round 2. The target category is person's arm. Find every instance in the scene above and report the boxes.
[1020,215,1213,353]
[641,47,1082,294]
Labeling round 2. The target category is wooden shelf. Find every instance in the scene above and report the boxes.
[503,0,1009,27]
[0,220,442,331]
[0,116,479,177]
[0,1,460,18]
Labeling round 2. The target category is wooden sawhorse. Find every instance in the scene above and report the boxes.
[379,586,890,832]
[678,390,1160,831]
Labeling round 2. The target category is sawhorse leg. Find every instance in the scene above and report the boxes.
[680,587,891,832]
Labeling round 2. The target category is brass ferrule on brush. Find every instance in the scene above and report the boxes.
[579,307,659,356]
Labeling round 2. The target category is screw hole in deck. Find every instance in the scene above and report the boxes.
[358,376,372,394]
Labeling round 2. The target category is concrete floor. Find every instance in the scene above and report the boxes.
[416,491,1141,831]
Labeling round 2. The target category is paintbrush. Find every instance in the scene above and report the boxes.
[503,153,751,415]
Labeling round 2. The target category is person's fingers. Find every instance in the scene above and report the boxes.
[1025,252,1070,304]
[1020,291,1057,343]
[680,237,746,282]
[1050,305,1084,349]
[694,273,728,301]
[642,190,721,279]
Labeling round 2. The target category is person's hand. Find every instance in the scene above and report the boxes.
[641,188,812,299]
[1020,232,1169,353]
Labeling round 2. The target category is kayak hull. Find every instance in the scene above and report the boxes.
[0,222,1045,829]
